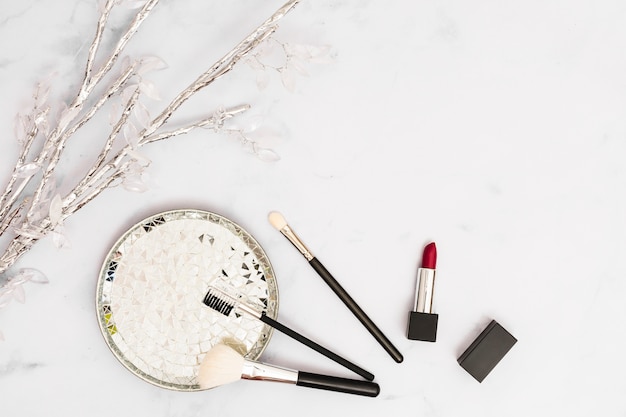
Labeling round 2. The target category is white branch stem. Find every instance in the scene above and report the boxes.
[142,0,300,139]
[0,0,302,278]
[25,0,159,221]
[80,0,158,101]
[65,161,131,217]
[141,104,250,144]
[67,63,137,140]
[17,113,42,166]
[69,87,141,202]
[81,0,115,97]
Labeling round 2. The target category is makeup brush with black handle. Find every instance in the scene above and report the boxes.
[198,344,380,397]
[203,286,375,381]
[268,211,404,363]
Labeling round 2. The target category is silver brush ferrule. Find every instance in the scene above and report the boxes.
[236,301,262,319]
[414,268,436,313]
[206,284,263,319]
[280,225,314,261]
[241,359,298,384]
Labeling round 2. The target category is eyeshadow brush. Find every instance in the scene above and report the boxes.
[268,211,404,363]
[203,286,375,381]
[198,344,380,397]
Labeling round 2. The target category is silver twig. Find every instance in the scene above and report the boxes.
[0,0,302,281]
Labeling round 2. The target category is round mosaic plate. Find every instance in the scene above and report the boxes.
[96,209,278,391]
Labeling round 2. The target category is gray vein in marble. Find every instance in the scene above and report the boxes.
[0,3,33,27]
[0,359,44,377]
[0,58,14,70]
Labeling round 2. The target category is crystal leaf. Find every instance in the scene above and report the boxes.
[38,116,50,139]
[133,101,151,128]
[255,147,281,162]
[9,273,30,287]
[288,58,309,76]
[12,285,25,304]
[127,149,151,166]
[55,101,67,123]
[122,85,137,104]
[49,193,63,225]
[26,199,48,224]
[259,42,287,68]
[35,87,50,110]
[246,57,264,71]
[34,111,47,126]
[14,113,28,144]
[284,43,309,60]
[139,79,161,100]
[280,69,296,92]
[7,279,26,289]
[256,71,270,91]
[52,227,71,249]
[15,163,41,178]
[19,268,48,284]
[58,106,80,131]
[123,177,149,193]
[33,73,55,109]
[109,97,122,125]
[227,114,265,133]
[41,179,57,202]
[124,122,139,147]
[138,56,168,75]
[246,126,283,148]
[241,114,265,133]
[239,139,254,154]
[307,45,333,64]
[255,41,275,60]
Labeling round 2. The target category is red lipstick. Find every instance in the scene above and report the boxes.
[421,242,437,269]
[407,242,439,342]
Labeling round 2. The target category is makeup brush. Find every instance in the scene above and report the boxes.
[203,286,374,381]
[198,344,380,397]
[268,211,404,363]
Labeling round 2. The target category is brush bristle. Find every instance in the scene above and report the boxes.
[197,344,245,389]
[268,211,287,231]
[203,290,235,316]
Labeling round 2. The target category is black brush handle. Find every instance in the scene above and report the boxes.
[297,371,380,397]
[260,313,374,381]
[309,257,404,363]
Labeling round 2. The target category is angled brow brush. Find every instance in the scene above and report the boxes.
[202,286,375,381]
[268,211,404,363]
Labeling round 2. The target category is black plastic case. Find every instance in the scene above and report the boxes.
[457,320,517,382]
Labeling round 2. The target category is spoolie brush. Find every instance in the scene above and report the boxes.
[268,211,404,363]
[203,286,374,381]
[198,344,380,397]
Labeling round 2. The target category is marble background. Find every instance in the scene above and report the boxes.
[1,1,625,416]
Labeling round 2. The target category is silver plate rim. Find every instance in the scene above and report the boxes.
[95,208,278,391]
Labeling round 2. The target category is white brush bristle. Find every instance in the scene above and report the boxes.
[197,344,245,389]
[268,211,287,230]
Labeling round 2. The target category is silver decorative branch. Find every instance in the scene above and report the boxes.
[0,0,304,318]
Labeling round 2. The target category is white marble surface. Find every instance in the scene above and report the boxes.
[1,1,626,415]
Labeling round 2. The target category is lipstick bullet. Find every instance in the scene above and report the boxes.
[407,242,439,342]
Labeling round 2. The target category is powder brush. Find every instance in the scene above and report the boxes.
[198,344,380,397]
[203,286,374,381]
